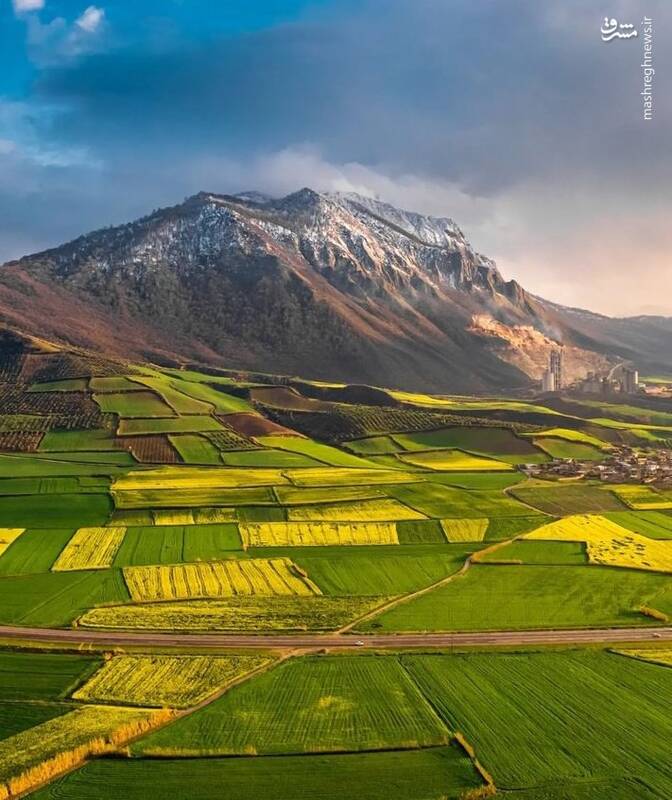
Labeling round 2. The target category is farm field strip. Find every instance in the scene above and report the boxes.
[286,498,426,522]
[401,650,672,795]
[0,528,24,556]
[26,746,484,800]
[112,524,242,566]
[440,518,488,543]
[398,449,513,472]
[93,392,175,419]
[129,377,215,415]
[132,655,452,757]
[613,485,672,510]
[78,595,389,632]
[123,558,321,601]
[72,654,271,708]
[239,521,399,547]
[113,486,277,509]
[605,511,672,539]
[0,705,173,799]
[113,466,289,490]
[363,562,671,632]
[510,483,626,515]
[52,527,126,571]
[117,417,224,436]
[284,468,420,487]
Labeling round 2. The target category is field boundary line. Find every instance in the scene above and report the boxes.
[13,651,293,800]
[338,530,535,634]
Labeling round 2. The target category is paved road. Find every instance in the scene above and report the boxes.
[1,624,671,651]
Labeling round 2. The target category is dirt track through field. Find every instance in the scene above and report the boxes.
[1,624,671,651]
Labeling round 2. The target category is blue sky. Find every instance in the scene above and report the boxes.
[1,0,670,314]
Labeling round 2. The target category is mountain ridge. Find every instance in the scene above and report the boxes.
[2,188,671,392]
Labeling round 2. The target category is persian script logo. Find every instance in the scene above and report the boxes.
[600,17,638,41]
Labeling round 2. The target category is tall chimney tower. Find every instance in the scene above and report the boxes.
[549,349,563,390]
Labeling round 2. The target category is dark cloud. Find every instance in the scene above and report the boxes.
[34,0,670,189]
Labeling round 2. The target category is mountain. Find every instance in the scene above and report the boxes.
[1,188,671,393]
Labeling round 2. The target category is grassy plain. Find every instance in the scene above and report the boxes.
[133,655,450,756]
[403,650,672,796]
[287,544,473,595]
[0,569,129,626]
[365,563,670,631]
[30,746,481,800]
[112,524,241,566]
[510,483,625,515]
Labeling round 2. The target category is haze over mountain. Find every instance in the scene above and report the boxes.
[2,189,672,393]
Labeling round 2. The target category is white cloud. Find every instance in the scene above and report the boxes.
[75,5,104,33]
[12,0,44,13]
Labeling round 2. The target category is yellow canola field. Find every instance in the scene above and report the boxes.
[284,468,419,488]
[239,521,399,547]
[152,509,195,525]
[0,528,24,556]
[612,485,672,510]
[123,557,321,602]
[0,705,172,800]
[287,498,425,522]
[613,649,672,669]
[440,518,488,542]
[525,514,672,574]
[399,449,512,472]
[72,654,270,708]
[113,466,287,491]
[52,527,126,571]
[194,507,237,524]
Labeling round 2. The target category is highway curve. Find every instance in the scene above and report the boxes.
[0,624,671,651]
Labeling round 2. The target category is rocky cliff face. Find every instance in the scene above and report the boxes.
[1,188,671,392]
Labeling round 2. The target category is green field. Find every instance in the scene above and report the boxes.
[93,392,175,418]
[220,449,323,467]
[365,563,670,631]
[477,539,587,565]
[118,416,223,435]
[257,436,383,468]
[169,434,222,465]
[532,438,605,460]
[392,426,541,461]
[403,651,672,796]
[0,569,129,626]
[39,430,120,451]
[0,651,99,701]
[387,483,532,517]
[605,510,672,539]
[112,524,242,566]
[0,529,75,575]
[510,483,625,514]
[0,494,111,527]
[133,655,451,756]
[130,377,214,414]
[0,702,72,742]
[31,746,481,800]
[284,544,474,595]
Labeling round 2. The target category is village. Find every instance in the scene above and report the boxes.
[521,444,672,485]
